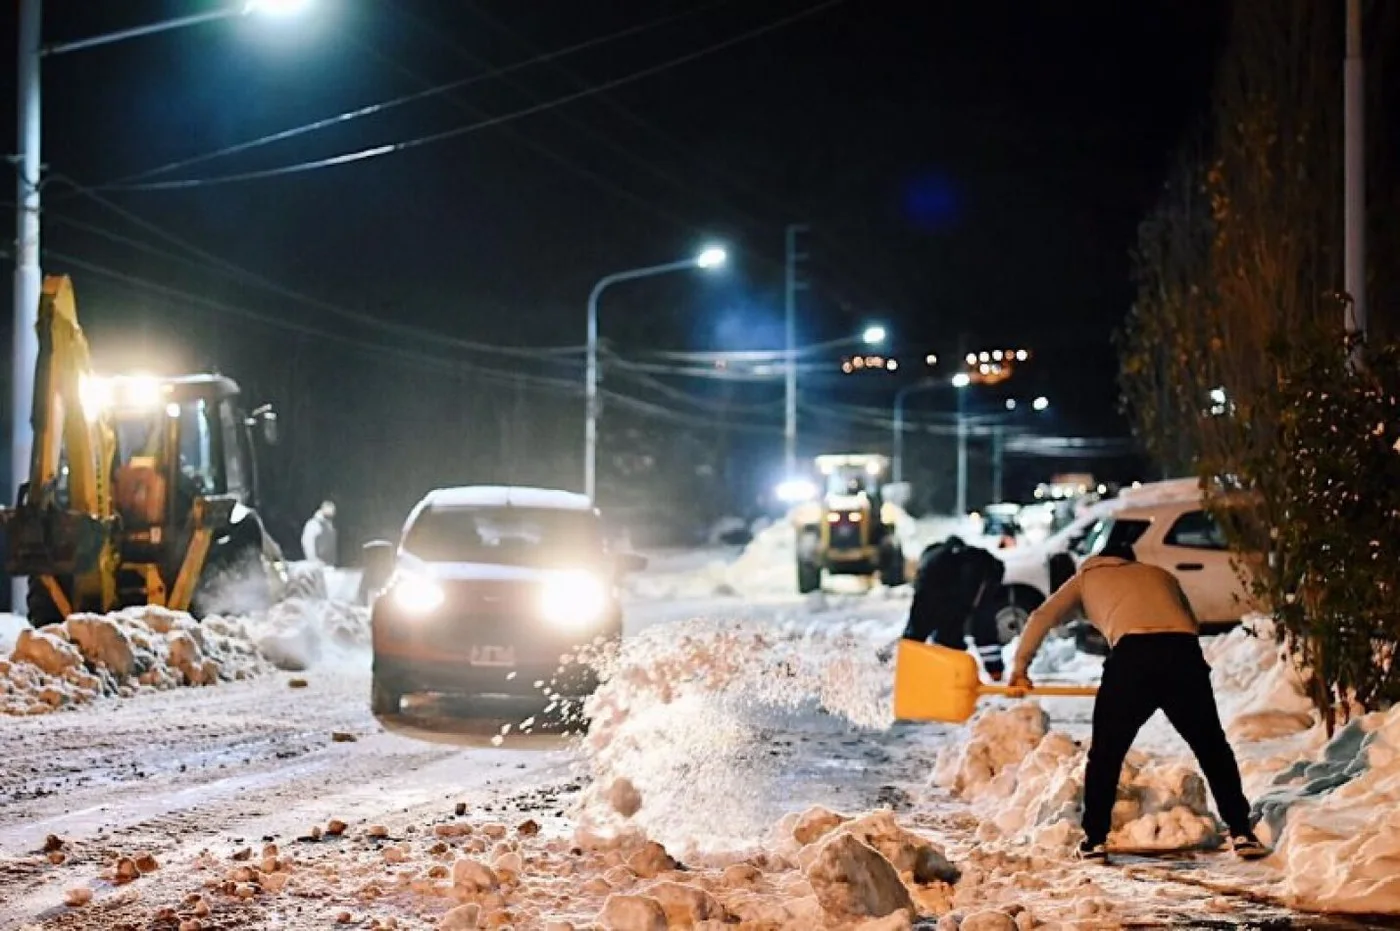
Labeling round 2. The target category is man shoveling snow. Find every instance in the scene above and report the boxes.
[1010,538,1269,863]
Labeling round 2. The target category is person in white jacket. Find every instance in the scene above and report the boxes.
[301,501,338,566]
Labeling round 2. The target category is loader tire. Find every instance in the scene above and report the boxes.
[797,559,822,594]
[879,544,906,588]
[26,577,67,627]
[371,671,403,717]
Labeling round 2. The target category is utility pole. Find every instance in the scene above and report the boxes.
[783,224,809,479]
[954,335,968,515]
[11,0,41,612]
[1344,0,1366,367]
[991,424,1005,504]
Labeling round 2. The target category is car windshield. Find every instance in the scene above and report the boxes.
[403,506,603,567]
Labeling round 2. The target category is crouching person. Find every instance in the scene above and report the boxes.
[898,536,1007,680]
[1008,539,1267,862]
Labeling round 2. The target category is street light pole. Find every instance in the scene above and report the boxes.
[892,379,938,484]
[9,0,314,611]
[12,4,42,616]
[955,384,968,515]
[585,248,725,502]
[783,224,808,479]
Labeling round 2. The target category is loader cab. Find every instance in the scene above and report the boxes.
[98,375,278,537]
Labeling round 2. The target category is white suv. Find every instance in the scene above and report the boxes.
[988,480,1259,646]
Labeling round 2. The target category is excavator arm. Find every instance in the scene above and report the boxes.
[2,275,119,614]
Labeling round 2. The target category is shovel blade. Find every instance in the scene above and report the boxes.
[892,639,983,723]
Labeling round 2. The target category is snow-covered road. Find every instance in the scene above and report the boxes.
[2,544,1398,929]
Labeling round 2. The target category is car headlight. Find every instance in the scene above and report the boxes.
[539,571,608,629]
[391,572,444,614]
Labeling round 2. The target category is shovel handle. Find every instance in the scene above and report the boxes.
[980,684,1098,699]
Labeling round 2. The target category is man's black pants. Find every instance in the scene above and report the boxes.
[1083,632,1252,845]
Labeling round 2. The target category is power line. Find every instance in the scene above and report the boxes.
[98,0,735,188]
[46,175,583,361]
[98,0,846,192]
[456,0,920,321]
[14,245,794,437]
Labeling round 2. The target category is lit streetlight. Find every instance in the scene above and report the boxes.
[10,0,315,610]
[1032,395,1050,411]
[862,324,887,345]
[585,245,727,500]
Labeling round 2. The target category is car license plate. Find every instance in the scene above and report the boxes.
[468,645,516,667]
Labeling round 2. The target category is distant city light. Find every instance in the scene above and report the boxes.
[951,373,971,388]
[1032,396,1050,411]
[978,352,990,363]
[1005,398,1017,410]
[992,350,1004,361]
[886,359,899,371]
[1016,349,1029,361]
[965,352,977,365]
[925,353,938,366]
[862,325,887,345]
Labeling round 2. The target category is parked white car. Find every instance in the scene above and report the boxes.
[988,479,1258,647]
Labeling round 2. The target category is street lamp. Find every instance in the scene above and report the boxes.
[862,325,887,346]
[1032,395,1050,412]
[585,245,727,501]
[10,0,314,609]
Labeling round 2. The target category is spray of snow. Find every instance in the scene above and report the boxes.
[241,597,370,672]
[572,615,901,861]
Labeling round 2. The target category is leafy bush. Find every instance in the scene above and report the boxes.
[1234,337,1400,727]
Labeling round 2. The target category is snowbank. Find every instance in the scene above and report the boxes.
[0,596,369,715]
[630,508,930,603]
[1254,706,1400,913]
[0,607,266,715]
[931,702,1219,852]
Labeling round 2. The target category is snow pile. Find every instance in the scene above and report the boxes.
[932,702,1220,852]
[241,597,370,672]
[1251,707,1400,913]
[0,607,266,715]
[574,615,900,859]
[135,800,965,930]
[1202,616,1315,743]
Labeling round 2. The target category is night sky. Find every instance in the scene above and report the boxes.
[0,0,1226,548]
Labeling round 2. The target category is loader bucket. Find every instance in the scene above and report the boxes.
[892,638,1098,724]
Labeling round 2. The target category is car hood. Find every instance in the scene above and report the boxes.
[397,554,603,584]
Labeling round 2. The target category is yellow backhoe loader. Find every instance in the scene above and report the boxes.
[789,453,906,593]
[1,275,288,624]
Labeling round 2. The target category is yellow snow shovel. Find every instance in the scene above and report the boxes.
[892,639,1098,723]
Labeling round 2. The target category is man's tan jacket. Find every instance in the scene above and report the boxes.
[1012,556,1200,678]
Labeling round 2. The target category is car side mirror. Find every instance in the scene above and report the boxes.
[360,540,395,603]
[248,405,279,445]
[616,552,648,574]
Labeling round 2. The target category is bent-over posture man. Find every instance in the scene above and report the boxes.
[902,536,1007,679]
[1009,540,1267,862]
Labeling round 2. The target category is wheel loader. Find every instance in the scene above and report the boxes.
[1,275,288,625]
[789,453,906,593]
